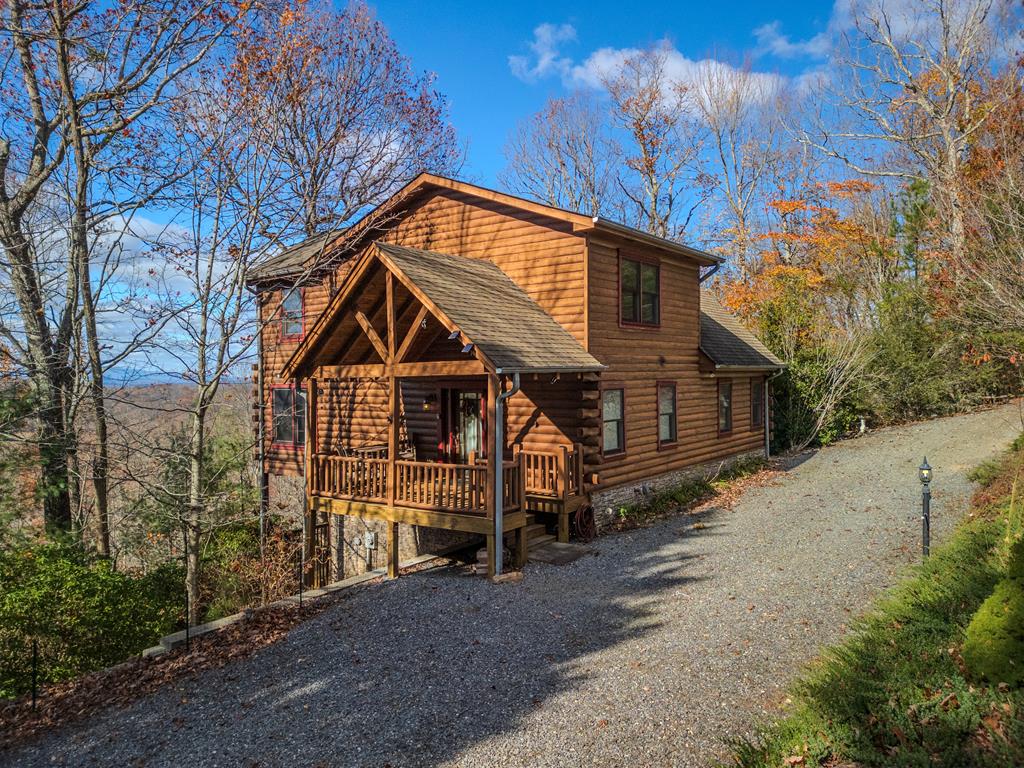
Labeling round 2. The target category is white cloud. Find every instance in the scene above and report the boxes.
[569,41,787,104]
[509,22,577,82]
[508,30,790,112]
[753,0,1017,61]
[752,20,834,59]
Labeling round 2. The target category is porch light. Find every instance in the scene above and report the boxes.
[919,457,932,485]
[423,393,438,413]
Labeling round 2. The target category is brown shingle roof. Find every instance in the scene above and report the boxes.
[699,291,784,370]
[376,242,605,374]
[247,231,343,283]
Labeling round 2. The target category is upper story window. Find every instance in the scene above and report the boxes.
[602,388,625,455]
[751,378,765,428]
[620,256,660,326]
[272,385,306,448]
[718,380,733,434]
[658,382,677,445]
[280,289,304,341]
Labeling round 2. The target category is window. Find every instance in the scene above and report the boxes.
[272,385,306,447]
[602,388,625,455]
[620,256,660,326]
[718,380,733,434]
[657,382,677,445]
[751,378,765,428]
[280,289,304,341]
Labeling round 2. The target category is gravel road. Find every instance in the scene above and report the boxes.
[8,404,1022,768]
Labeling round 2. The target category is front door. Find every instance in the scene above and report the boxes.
[439,387,485,463]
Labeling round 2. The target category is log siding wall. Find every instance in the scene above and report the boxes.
[585,237,767,492]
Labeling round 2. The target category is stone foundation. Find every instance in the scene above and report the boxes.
[329,516,476,580]
[267,473,476,580]
[590,449,765,529]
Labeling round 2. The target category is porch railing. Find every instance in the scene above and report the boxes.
[519,443,583,501]
[310,454,523,516]
[312,455,388,502]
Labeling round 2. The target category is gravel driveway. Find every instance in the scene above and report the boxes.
[9,404,1022,768]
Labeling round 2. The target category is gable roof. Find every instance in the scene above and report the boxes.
[247,173,722,286]
[246,230,344,283]
[699,292,784,371]
[281,242,605,378]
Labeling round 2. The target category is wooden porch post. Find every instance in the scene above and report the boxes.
[515,449,529,568]
[385,272,400,579]
[558,444,570,543]
[485,373,499,578]
[304,377,318,585]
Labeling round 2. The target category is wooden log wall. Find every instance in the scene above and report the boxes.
[585,237,767,490]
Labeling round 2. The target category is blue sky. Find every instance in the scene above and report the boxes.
[374,0,845,184]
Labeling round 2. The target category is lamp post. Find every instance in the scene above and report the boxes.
[919,457,932,559]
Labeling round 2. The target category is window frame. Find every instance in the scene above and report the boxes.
[270,383,307,450]
[279,287,305,342]
[656,380,678,448]
[718,379,733,435]
[618,251,661,328]
[750,377,765,428]
[601,385,627,458]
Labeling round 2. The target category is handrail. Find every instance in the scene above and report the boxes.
[518,445,582,499]
[311,454,532,516]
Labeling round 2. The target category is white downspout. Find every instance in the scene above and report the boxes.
[493,371,521,577]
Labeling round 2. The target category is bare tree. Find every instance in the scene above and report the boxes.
[0,0,240,536]
[804,0,1014,261]
[602,46,709,240]
[232,0,461,237]
[501,92,618,216]
[691,60,781,274]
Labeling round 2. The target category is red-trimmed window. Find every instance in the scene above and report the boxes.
[279,289,304,341]
[718,380,733,434]
[271,385,306,448]
[751,378,765,428]
[602,388,625,455]
[620,256,660,326]
[657,382,677,445]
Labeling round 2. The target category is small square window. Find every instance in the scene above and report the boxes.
[658,383,677,445]
[602,388,625,455]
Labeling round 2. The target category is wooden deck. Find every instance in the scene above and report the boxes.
[309,445,583,540]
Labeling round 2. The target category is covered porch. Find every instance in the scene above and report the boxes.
[282,242,601,580]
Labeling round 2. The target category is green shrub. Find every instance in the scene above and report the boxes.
[0,542,182,699]
[963,576,1024,687]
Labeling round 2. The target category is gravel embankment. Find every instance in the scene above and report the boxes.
[7,404,1022,768]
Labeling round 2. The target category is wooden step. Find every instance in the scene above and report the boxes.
[530,533,555,548]
[524,523,547,539]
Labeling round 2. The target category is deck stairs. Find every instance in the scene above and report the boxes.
[473,514,552,574]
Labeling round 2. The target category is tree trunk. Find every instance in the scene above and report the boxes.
[185,396,208,626]
[38,387,73,534]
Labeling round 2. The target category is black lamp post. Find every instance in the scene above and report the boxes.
[919,457,932,558]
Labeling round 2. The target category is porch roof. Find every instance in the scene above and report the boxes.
[281,241,605,378]
[376,242,604,374]
[699,291,784,371]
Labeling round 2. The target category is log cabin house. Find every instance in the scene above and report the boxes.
[247,174,782,583]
